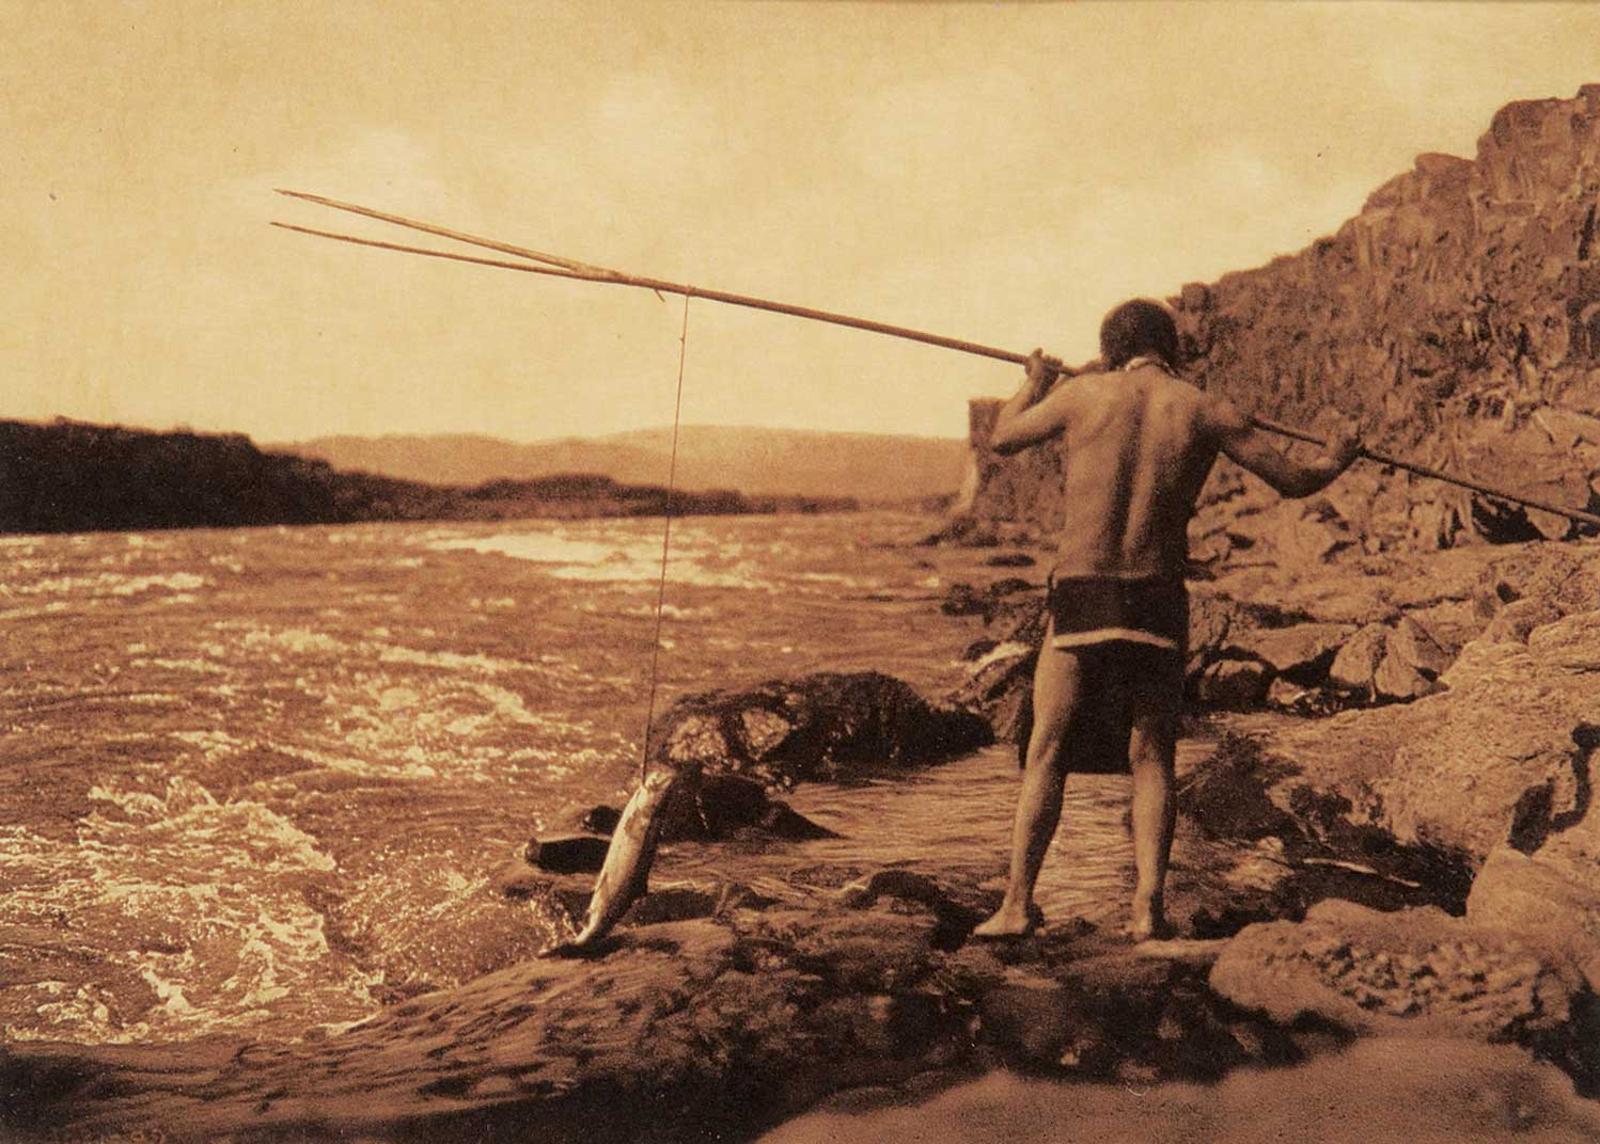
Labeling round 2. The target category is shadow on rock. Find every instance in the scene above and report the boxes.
[1176,732,1477,938]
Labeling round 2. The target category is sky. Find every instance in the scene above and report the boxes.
[5,1,1600,444]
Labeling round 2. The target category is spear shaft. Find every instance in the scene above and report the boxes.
[272,193,1600,531]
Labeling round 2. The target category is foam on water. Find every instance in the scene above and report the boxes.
[13,571,207,598]
[434,530,769,589]
[0,512,999,1044]
[0,775,377,1043]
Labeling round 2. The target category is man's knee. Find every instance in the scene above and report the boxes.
[1024,723,1072,774]
[1127,723,1176,775]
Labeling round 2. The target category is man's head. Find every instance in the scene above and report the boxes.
[1099,299,1180,370]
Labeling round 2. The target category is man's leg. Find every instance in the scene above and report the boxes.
[1126,649,1182,941]
[973,636,1086,937]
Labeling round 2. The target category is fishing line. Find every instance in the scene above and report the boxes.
[639,291,692,781]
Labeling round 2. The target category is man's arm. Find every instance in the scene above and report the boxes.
[1204,395,1362,498]
[990,349,1067,456]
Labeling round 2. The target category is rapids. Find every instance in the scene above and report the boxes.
[0,512,1172,1044]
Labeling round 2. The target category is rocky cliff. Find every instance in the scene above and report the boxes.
[966,85,1600,546]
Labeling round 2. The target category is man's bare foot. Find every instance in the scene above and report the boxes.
[971,902,1042,940]
[1127,896,1174,942]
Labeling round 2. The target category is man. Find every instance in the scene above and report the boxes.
[971,299,1361,941]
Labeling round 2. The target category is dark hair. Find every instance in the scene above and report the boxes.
[1099,299,1180,370]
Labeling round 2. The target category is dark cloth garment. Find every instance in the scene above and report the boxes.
[1012,574,1187,772]
[1045,573,1188,653]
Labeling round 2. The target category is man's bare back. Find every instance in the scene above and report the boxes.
[991,351,1360,580]
[1034,360,1218,580]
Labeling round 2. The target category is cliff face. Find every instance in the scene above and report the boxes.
[968,85,1600,547]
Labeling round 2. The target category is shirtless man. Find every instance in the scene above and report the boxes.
[971,298,1361,941]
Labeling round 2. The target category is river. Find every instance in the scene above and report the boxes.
[0,511,1195,1046]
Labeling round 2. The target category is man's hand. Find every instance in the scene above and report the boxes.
[1023,348,1063,400]
[991,349,1068,455]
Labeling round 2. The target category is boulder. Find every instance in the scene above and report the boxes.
[1233,622,1353,685]
[566,779,841,847]
[527,835,611,874]
[939,581,988,616]
[651,671,993,788]
[1480,596,1565,643]
[943,599,1047,750]
[1263,678,1343,716]
[1370,649,1441,702]
[1466,722,1600,984]
[1328,623,1388,694]
[1185,590,1293,694]
[1241,609,1600,862]
[1328,617,1452,703]
[946,640,1036,747]
[939,577,1038,619]
[1386,615,1453,677]
[1185,591,1243,681]
[656,772,837,842]
[1471,544,1600,620]
[1469,845,1600,979]
[1402,597,1482,655]
[580,805,622,835]
[915,517,1003,548]
[983,552,1036,568]
[1210,899,1600,1088]
[1199,496,1359,579]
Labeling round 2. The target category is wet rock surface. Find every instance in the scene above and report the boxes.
[577,773,839,847]
[526,834,611,874]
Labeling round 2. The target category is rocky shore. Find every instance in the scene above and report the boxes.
[6,516,1600,1139]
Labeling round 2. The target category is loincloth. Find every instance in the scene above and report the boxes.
[1045,573,1187,654]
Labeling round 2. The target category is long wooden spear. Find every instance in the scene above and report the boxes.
[272,190,1600,530]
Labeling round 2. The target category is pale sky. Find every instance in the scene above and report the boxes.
[5,2,1600,443]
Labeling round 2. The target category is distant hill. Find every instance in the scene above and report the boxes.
[279,426,968,502]
[0,419,853,535]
